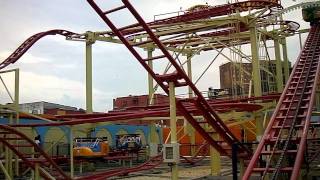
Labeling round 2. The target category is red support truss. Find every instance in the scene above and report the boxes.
[0,30,79,70]
[0,124,70,179]
[243,22,320,180]
[77,154,163,180]
[86,0,252,157]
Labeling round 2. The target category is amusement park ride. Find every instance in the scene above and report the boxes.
[0,0,320,180]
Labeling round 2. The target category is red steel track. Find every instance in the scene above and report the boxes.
[9,102,263,127]
[109,0,281,36]
[0,30,79,70]
[0,1,287,179]
[0,1,282,71]
[77,154,163,180]
[85,0,265,157]
[180,143,209,165]
[243,22,320,180]
[0,124,71,180]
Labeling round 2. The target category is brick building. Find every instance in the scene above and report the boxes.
[113,94,169,110]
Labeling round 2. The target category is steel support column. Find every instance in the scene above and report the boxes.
[7,114,13,179]
[255,112,264,141]
[14,69,19,112]
[4,141,9,179]
[169,82,178,180]
[85,32,94,113]
[69,126,74,178]
[150,124,158,144]
[250,25,263,141]
[299,33,303,50]
[147,47,155,105]
[239,159,245,178]
[281,38,290,83]
[186,52,195,156]
[14,69,19,177]
[210,132,221,176]
[274,38,284,92]
[0,160,11,180]
[317,83,320,111]
[187,53,193,98]
[31,127,36,178]
[34,163,40,180]
[146,47,158,151]
[249,25,262,97]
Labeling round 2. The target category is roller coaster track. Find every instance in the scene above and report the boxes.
[267,1,320,20]
[77,154,163,180]
[86,0,254,157]
[0,1,281,71]
[10,101,263,128]
[102,0,282,36]
[243,22,320,180]
[150,0,280,25]
[0,124,71,179]
[106,0,281,36]
[0,29,79,70]
[180,143,209,165]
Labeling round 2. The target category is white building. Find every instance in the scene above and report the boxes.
[19,101,78,114]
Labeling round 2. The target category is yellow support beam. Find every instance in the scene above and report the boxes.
[274,38,284,93]
[280,37,290,83]
[69,126,74,178]
[85,32,94,113]
[255,112,264,141]
[4,145,9,179]
[316,84,320,111]
[0,160,11,180]
[147,48,155,105]
[14,69,19,177]
[210,132,221,176]
[146,47,159,153]
[185,52,196,155]
[169,82,178,180]
[249,24,262,97]
[34,163,39,180]
[7,115,13,179]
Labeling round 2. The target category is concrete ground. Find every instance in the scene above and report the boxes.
[117,158,235,180]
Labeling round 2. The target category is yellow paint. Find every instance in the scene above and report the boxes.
[117,129,129,135]
[255,112,264,141]
[169,82,178,180]
[34,163,39,180]
[150,124,159,144]
[69,126,74,178]
[249,24,262,97]
[274,38,284,92]
[85,32,94,113]
[210,132,221,176]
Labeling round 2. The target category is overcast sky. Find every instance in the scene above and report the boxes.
[0,0,310,112]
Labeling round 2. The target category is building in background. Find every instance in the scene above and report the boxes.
[113,94,169,111]
[219,61,291,95]
[19,101,85,115]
